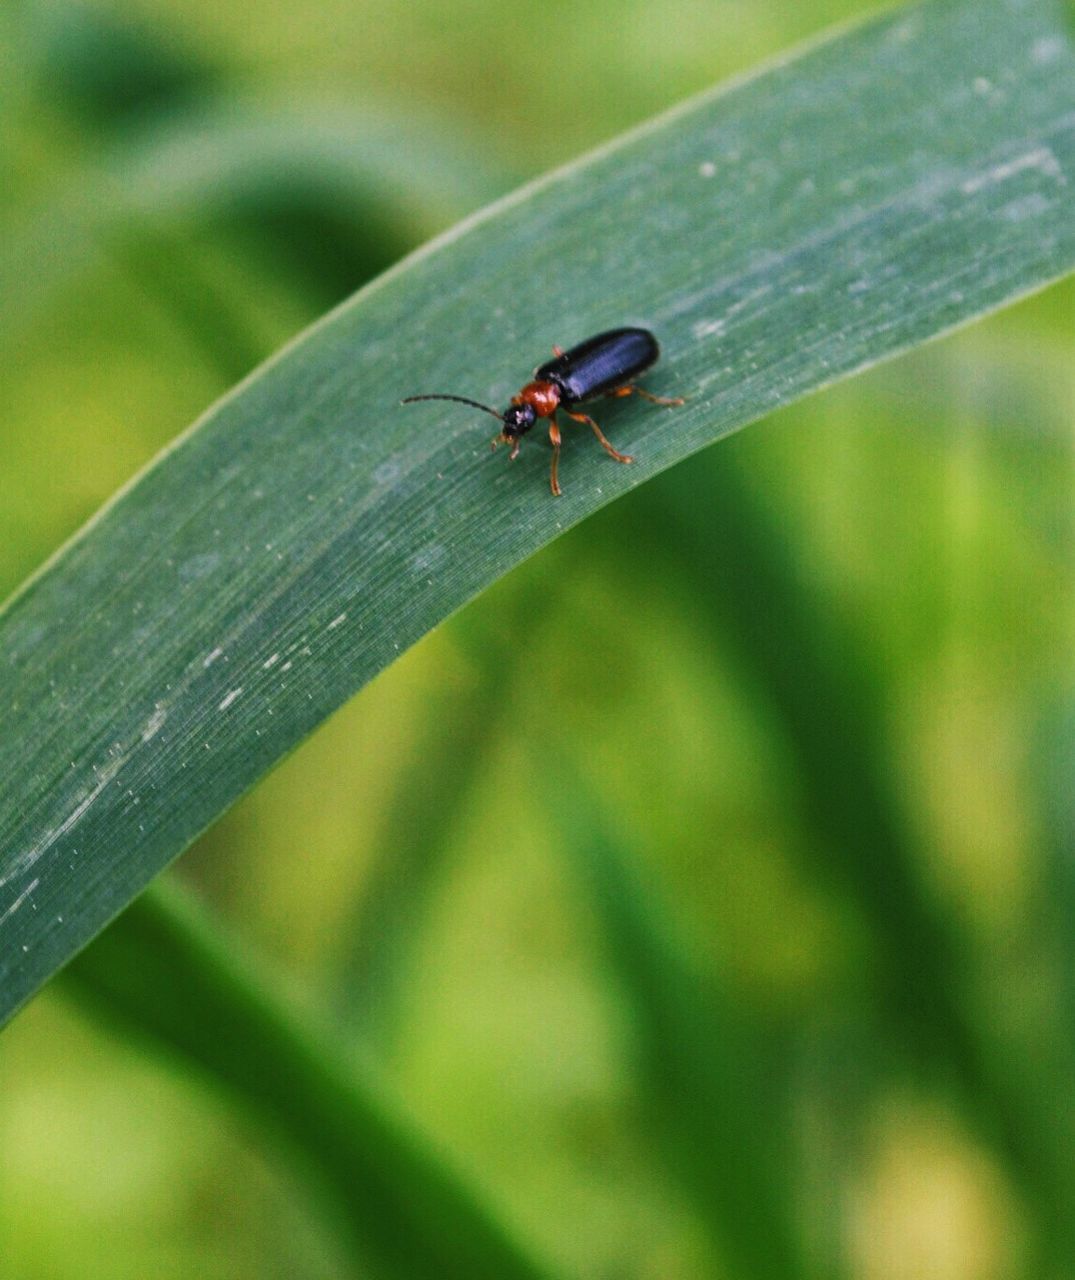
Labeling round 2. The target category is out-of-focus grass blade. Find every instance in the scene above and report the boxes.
[22,0,218,128]
[331,672,505,1043]
[618,452,1075,1256]
[1041,700,1075,1000]
[2,0,1075,1027]
[332,584,550,1042]
[64,879,560,1280]
[865,330,1075,448]
[0,94,509,348]
[548,777,811,1279]
[1021,699,1075,1269]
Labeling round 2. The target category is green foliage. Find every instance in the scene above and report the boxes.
[66,880,559,1279]
[3,0,1075,1276]
[3,0,1072,1030]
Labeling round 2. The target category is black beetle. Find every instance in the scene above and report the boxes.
[402,327,682,495]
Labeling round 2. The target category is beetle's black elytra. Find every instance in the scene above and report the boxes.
[402,327,682,495]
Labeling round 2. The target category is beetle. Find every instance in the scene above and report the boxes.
[402,327,682,496]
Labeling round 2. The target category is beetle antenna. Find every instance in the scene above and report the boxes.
[401,393,505,422]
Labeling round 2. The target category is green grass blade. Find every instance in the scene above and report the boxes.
[617,453,1075,1235]
[0,93,508,350]
[63,879,559,1280]
[549,778,811,1278]
[2,0,1074,1028]
[22,0,217,129]
[332,609,530,1041]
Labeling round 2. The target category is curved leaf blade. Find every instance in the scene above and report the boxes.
[2,0,1074,1027]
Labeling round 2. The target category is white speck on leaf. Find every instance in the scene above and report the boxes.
[1031,36,1064,65]
[698,161,716,178]
[961,146,1064,195]
[693,318,727,339]
[410,546,447,574]
[327,613,347,630]
[141,704,167,743]
[263,653,281,669]
[0,878,40,927]
[218,688,244,711]
[204,647,224,668]
[2,751,127,888]
[889,13,923,44]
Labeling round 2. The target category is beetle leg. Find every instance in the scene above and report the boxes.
[552,345,564,357]
[564,410,633,464]
[607,383,684,406]
[509,438,521,461]
[549,416,562,496]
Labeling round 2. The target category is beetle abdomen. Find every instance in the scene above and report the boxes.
[535,327,659,405]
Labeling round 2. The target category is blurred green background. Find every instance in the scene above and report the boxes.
[2,0,1074,1277]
